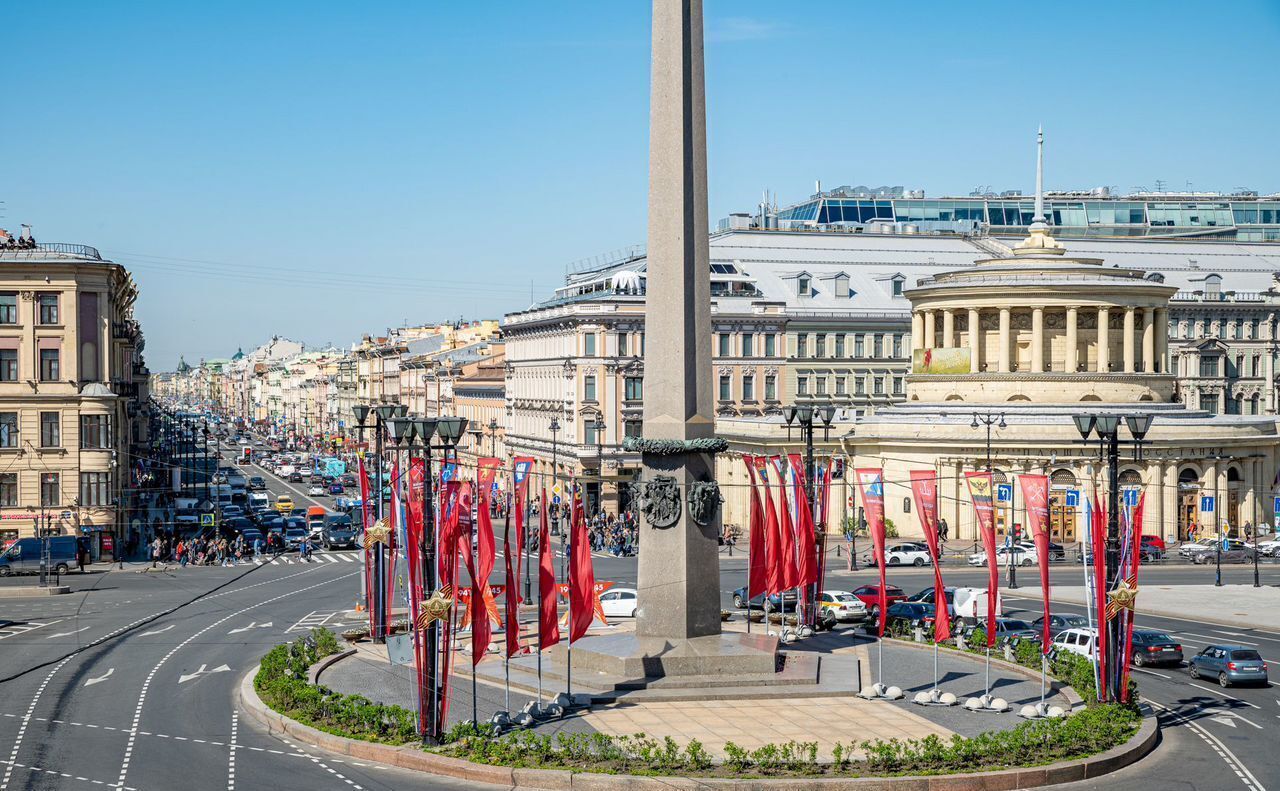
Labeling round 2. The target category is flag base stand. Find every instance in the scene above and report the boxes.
[857,682,904,701]
[1018,701,1066,720]
[488,711,513,732]
[549,691,581,713]
[516,700,545,725]
[912,688,958,706]
[963,694,1009,713]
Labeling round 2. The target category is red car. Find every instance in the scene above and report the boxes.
[1140,535,1166,561]
[851,584,907,618]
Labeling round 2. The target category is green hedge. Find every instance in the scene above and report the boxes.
[254,629,419,745]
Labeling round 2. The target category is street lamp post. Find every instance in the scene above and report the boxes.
[1073,412,1151,703]
[970,413,1010,587]
[358,403,407,643]
[782,404,835,630]
[591,417,605,516]
[487,417,499,459]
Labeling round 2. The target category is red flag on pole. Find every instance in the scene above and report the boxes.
[855,468,888,636]
[909,470,951,642]
[756,457,783,595]
[787,455,818,588]
[358,456,375,635]
[538,487,560,649]
[772,456,799,591]
[471,458,501,666]
[1118,493,1144,702]
[568,493,596,643]
[743,456,768,599]
[1090,492,1110,699]
[965,471,999,648]
[1019,474,1053,651]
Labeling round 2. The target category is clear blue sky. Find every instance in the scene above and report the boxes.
[9,1,1279,370]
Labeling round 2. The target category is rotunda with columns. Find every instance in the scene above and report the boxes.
[847,139,1279,544]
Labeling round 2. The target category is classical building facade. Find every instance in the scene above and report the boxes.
[0,242,148,549]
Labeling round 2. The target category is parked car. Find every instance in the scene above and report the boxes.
[284,527,308,550]
[0,536,79,576]
[969,545,1037,567]
[1256,538,1280,557]
[885,542,935,566]
[248,476,267,491]
[965,617,1038,643]
[1178,538,1218,559]
[328,482,344,495]
[1139,535,1166,562]
[221,505,245,519]
[599,588,638,618]
[321,515,358,550]
[850,584,907,619]
[289,471,305,483]
[818,590,869,621]
[883,601,937,632]
[275,495,295,513]
[1032,613,1089,635]
[1192,541,1256,564]
[1188,644,1268,687]
[1051,627,1098,659]
[307,484,327,497]
[240,528,264,550]
[1130,629,1183,667]
[731,587,799,611]
[1015,539,1066,561]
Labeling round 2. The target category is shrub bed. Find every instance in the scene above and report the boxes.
[254,629,419,744]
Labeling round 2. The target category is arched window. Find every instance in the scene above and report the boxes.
[1118,469,1143,487]
[1007,394,1031,402]
[1227,466,1242,483]
[1050,469,1078,487]
[1178,467,1200,485]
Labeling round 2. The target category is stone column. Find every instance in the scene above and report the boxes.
[1123,307,1136,372]
[636,0,721,642]
[923,310,936,350]
[1065,307,1078,373]
[942,309,955,349]
[1031,307,1044,372]
[1203,460,1218,535]
[998,307,1011,373]
[1098,307,1111,372]
[1142,308,1155,373]
[1161,462,1178,542]
[968,308,981,373]
[911,312,924,352]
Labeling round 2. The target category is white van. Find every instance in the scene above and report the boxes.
[277,464,296,478]
[248,492,270,511]
[1051,627,1098,659]
[952,587,1003,626]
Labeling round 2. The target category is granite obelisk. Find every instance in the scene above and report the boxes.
[634,0,721,642]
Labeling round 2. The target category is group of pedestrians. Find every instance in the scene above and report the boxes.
[174,535,248,567]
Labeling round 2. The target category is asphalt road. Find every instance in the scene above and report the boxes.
[1,445,1273,791]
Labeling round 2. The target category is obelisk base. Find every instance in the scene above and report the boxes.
[563,631,778,679]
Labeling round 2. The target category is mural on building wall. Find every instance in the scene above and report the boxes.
[912,347,970,375]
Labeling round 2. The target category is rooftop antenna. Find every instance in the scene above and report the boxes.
[1154,179,1167,192]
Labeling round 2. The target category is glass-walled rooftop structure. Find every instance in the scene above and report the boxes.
[766,192,1280,241]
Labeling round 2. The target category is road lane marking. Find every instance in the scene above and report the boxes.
[227,711,239,791]
[1149,700,1265,791]
[227,621,273,635]
[286,611,337,633]
[1188,682,1263,709]
[84,669,114,687]
[1131,667,1172,679]
[279,737,364,791]
[0,655,74,791]
[177,664,232,684]
[1205,709,1263,730]
[114,569,357,789]
[137,625,175,637]
[44,627,91,640]
[0,620,63,640]
[1179,631,1259,646]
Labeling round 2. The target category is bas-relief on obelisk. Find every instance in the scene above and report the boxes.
[571,0,777,679]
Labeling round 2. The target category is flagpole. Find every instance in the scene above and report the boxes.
[1082,495,1100,699]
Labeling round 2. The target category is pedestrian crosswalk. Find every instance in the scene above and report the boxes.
[252,551,360,566]
[0,620,62,640]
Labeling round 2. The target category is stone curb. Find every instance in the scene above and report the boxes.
[0,585,71,598]
[308,648,355,685]
[883,637,1086,709]
[238,667,1158,790]
[1019,589,1280,633]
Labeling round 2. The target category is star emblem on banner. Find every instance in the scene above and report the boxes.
[417,585,454,629]
[1105,578,1139,619]
[363,519,390,549]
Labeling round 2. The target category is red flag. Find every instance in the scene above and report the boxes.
[787,456,818,588]
[965,471,999,648]
[538,487,560,649]
[470,459,501,666]
[1090,493,1109,699]
[568,493,596,642]
[1019,474,1053,652]
[502,510,520,658]
[910,470,951,642]
[743,456,768,599]
[772,457,799,590]
[855,468,888,636]
[756,458,783,595]
[1119,493,1144,702]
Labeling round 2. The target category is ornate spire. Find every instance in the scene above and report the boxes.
[1014,125,1066,256]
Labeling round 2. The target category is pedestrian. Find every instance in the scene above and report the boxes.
[76,541,87,573]
[151,536,162,568]
[939,518,949,542]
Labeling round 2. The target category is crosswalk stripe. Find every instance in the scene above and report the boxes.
[325,555,339,563]
[337,553,356,563]
[269,558,281,565]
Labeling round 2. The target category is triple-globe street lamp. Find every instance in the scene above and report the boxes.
[783,404,835,630]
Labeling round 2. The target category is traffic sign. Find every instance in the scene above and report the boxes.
[996,484,1013,503]
[1200,495,1215,513]
[552,495,561,506]
[1123,489,1140,507]
[1064,490,1080,508]
[1273,495,1279,514]
[200,513,216,527]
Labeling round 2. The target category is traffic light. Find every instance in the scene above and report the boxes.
[831,457,845,480]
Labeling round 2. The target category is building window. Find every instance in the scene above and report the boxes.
[797,376,809,396]
[797,275,812,297]
[718,333,731,357]
[40,412,60,447]
[815,334,827,357]
[616,331,628,355]
[742,333,754,357]
[1199,357,1218,378]
[874,376,884,395]
[871,334,882,358]
[40,473,59,507]
[37,293,60,325]
[835,376,847,395]
[0,350,15,382]
[856,375,866,395]
[797,334,808,358]
[893,334,903,358]
[583,333,597,356]
[624,376,643,401]
[892,278,904,296]
[583,375,597,402]
[624,420,643,439]
[1227,395,1242,415]
[742,374,755,401]
[1252,355,1261,377]
[764,334,776,357]
[0,412,15,448]
[0,473,15,506]
[815,376,827,396]
[80,472,110,507]
[718,374,732,401]
[637,333,645,356]
[893,376,904,395]
[0,294,16,325]
[764,375,777,401]
[835,334,845,358]
[39,348,59,381]
[854,334,864,357]
[81,414,112,449]
[582,421,599,446]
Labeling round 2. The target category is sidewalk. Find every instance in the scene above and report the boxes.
[1002,584,1280,630]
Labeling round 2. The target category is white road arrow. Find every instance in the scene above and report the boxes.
[84,669,114,687]
[1209,716,1238,728]
[138,624,175,637]
[45,627,90,639]
[178,664,232,685]
[228,622,273,635]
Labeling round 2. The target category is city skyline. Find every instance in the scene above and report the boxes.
[8,0,1280,369]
